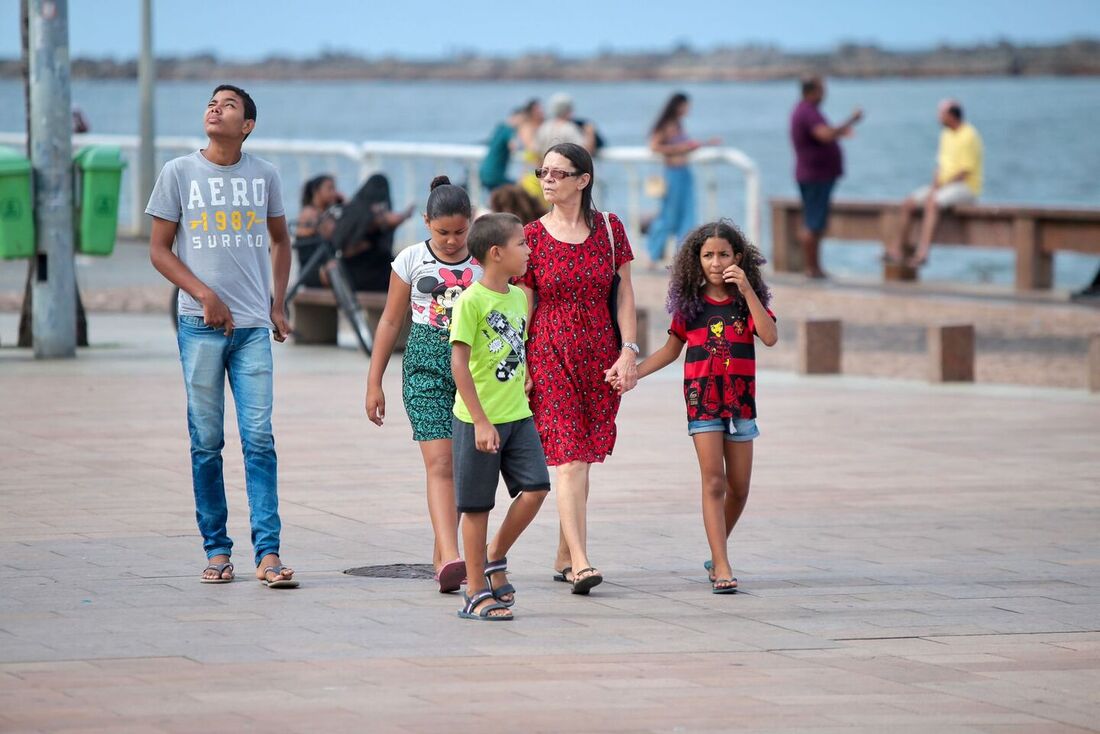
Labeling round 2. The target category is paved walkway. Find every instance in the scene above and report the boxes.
[1,313,1099,733]
[3,241,1098,388]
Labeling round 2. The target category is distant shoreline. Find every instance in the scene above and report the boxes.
[2,40,1098,81]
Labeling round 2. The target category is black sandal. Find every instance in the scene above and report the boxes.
[570,567,603,595]
[552,566,572,583]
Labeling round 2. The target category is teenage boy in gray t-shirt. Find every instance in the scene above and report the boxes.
[147,84,298,588]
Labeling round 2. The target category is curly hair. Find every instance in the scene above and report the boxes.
[666,220,771,324]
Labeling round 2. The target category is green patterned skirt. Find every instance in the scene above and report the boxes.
[402,322,456,442]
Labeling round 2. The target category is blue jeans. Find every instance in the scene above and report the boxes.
[647,165,696,261]
[177,315,280,566]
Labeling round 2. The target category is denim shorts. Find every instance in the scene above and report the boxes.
[687,416,760,442]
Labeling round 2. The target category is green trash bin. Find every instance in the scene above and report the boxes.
[0,146,35,260]
[74,146,126,256]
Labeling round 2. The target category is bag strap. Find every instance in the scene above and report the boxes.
[601,210,616,268]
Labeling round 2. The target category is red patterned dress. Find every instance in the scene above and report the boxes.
[518,213,634,466]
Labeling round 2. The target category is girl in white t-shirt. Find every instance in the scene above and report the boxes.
[366,176,483,593]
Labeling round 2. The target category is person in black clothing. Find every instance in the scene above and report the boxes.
[294,173,413,292]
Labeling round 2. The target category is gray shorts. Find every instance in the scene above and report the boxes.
[909,181,976,208]
[452,416,551,513]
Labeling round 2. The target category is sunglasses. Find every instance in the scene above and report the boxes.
[534,167,583,181]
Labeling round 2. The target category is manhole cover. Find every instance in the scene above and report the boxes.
[344,563,435,579]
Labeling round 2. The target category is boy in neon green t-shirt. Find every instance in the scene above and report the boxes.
[450,213,550,621]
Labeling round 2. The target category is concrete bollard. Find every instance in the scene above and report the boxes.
[798,319,842,374]
[929,324,975,383]
[1089,334,1100,393]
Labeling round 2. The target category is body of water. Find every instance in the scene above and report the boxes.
[1,76,1098,288]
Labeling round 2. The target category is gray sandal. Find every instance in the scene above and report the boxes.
[458,589,513,621]
[200,561,233,584]
[484,557,516,607]
[261,565,299,589]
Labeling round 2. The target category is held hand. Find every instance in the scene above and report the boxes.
[366,386,385,426]
[524,373,533,398]
[270,308,291,343]
[604,352,638,394]
[706,136,722,146]
[723,263,752,296]
[850,107,864,124]
[202,293,234,336]
[474,420,501,454]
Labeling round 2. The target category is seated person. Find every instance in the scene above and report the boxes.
[886,99,983,268]
[295,173,412,291]
[333,174,414,292]
[294,174,341,287]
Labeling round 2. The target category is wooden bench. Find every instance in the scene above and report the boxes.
[290,287,411,350]
[770,197,1100,291]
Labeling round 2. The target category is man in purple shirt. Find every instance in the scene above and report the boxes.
[789,76,863,279]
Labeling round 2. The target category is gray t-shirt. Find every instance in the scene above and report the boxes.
[146,150,285,329]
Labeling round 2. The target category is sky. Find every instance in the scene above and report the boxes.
[2,0,1099,60]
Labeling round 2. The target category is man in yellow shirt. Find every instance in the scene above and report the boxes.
[886,99,983,268]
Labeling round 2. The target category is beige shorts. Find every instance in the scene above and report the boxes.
[910,181,977,208]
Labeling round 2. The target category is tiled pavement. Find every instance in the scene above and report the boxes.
[1,313,1098,733]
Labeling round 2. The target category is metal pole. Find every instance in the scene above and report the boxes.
[29,0,76,358]
[137,0,155,237]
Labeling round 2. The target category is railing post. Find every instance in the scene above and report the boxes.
[1013,216,1050,291]
[771,201,800,273]
[745,166,760,248]
[625,163,640,245]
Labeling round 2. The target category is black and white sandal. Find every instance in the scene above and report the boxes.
[484,556,516,607]
[457,589,513,621]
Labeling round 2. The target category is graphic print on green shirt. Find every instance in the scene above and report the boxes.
[449,282,532,425]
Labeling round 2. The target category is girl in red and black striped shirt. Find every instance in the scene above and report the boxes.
[634,221,777,594]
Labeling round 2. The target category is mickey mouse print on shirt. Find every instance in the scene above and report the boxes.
[391,240,484,331]
[416,266,476,329]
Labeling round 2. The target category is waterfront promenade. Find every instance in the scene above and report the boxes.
[0,304,1098,732]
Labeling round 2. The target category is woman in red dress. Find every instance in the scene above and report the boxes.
[516,143,640,594]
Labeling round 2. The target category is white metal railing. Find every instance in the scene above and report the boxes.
[0,132,760,247]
